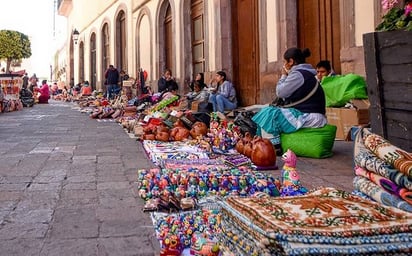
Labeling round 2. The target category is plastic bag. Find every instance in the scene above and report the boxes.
[321,74,368,107]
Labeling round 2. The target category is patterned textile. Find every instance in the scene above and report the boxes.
[162,158,227,170]
[142,140,206,154]
[355,165,412,205]
[354,166,402,196]
[220,187,412,255]
[252,106,305,144]
[400,189,412,205]
[142,140,209,165]
[225,187,412,236]
[353,176,412,212]
[362,129,412,177]
[354,128,412,190]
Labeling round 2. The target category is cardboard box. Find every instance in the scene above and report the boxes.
[326,99,370,140]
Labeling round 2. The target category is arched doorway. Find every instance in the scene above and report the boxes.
[164,4,173,72]
[90,33,97,90]
[79,41,85,83]
[116,11,127,72]
[102,23,110,91]
[158,0,174,76]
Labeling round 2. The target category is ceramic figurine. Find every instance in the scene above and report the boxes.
[190,232,220,256]
[280,149,308,196]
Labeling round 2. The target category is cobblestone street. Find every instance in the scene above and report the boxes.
[0,101,158,256]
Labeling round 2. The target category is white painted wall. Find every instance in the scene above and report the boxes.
[139,15,151,75]
[355,0,377,46]
[266,0,278,62]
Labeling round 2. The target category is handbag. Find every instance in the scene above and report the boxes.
[234,111,258,136]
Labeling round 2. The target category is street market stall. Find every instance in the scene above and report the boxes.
[0,73,23,112]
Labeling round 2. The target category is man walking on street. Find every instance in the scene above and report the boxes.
[104,64,120,100]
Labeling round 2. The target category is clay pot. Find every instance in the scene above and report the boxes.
[173,119,185,128]
[170,127,190,141]
[156,125,170,134]
[190,121,208,139]
[156,131,170,142]
[242,132,253,157]
[243,141,253,158]
[235,139,244,154]
[251,136,276,167]
[143,134,156,140]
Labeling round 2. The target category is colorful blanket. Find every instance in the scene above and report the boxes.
[362,129,412,177]
[142,140,209,165]
[162,158,227,170]
[353,176,412,213]
[354,166,401,196]
[354,128,412,190]
[220,187,412,255]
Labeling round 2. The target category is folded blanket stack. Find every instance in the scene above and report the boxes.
[218,187,412,255]
[353,128,412,212]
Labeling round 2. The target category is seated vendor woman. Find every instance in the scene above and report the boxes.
[38,80,50,104]
[80,81,92,96]
[208,70,237,114]
[252,47,327,154]
[182,81,209,111]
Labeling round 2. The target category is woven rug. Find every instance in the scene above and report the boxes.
[220,187,412,255]
[353,176,412,213]
[362,129,412,177]
[162,158,227,170]
[142,140,209,165]
[354,128,412,190]
[354,166,402,196]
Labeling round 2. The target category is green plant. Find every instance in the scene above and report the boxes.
[376,0,412,31]
[0,30,32,72]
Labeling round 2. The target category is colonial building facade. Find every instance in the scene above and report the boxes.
[57,0,382,106]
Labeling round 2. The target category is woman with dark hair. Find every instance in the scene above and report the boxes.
[158,68,176,94]
[252,47,327,154]
[189,72,206,91]
[38,80,50,104]
[208,70,237,114]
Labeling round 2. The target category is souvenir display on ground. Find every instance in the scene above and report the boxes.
[68,91,412,255]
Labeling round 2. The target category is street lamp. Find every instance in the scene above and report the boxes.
[72,29,80,44]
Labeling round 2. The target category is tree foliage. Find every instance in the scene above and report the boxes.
[0,30,32,72]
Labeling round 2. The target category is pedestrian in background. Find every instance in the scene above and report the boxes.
[29,73,38,92]
[104,64,120,99]
[22,73,29,89]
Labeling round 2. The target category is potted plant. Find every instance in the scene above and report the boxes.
[363,0,412,151]
[376,0,412,31]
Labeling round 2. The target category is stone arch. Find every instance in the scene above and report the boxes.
[135,7,153,82]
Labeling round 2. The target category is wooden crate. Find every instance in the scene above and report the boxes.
[363,31,412,151]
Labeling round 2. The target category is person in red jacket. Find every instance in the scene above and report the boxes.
[38,80,50,104]
[80,81,92,96]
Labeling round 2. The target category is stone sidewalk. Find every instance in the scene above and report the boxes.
[0,101,158,256]
[0,100,355,255]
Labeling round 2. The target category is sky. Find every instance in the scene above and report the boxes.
[0,0,66,79]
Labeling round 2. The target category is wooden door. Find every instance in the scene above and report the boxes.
[165,5,173,72]
[297,0,341,74]
[90,33,97,90]
[232,0,259,107]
